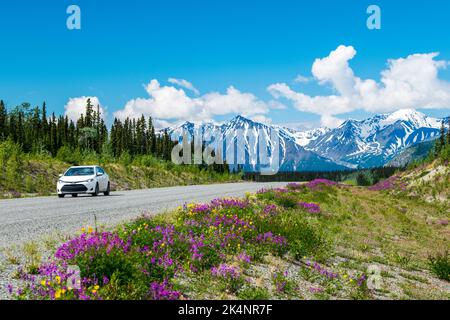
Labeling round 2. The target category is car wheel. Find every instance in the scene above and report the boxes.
[58,194,65,198]
[71,194,78,197]
[104,182,110,196]
[92,183,99,197]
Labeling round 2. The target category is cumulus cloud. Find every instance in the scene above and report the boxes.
[269,45,450,126]
[168,78,200,95]
[294,74,311,83]
[320,115,344,128]
[250,114,272,124]
[268,100,287,110]
[64,96,107,122]
[114,79,270,123]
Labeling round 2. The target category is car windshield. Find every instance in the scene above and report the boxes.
[64,167,95,176]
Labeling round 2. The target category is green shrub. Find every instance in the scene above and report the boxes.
[119,152,132,167]
[237,286,270,300]
[428,251,450,281]
[271,211,328,260]
[56,146,77,164]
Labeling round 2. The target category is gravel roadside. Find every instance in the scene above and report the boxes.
[0,182,286,299]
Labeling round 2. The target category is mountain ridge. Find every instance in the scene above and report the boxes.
[163,109,448,171]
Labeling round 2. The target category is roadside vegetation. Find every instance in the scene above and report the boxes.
[7,176,449,300]
[0,99,239,198]
[0,139,240,198]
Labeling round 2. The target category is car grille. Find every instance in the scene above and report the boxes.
[61,184,88,193]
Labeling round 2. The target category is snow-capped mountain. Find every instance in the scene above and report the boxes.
[304,109,443,168]
[163,109,448,171]
[166,116,347,172]
[282,127,331,147]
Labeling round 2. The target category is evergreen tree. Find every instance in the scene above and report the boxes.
[0,100,7,140]
[439,120,446,151]
[447,118,450,146]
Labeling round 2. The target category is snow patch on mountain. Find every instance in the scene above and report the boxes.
[162,109,448,171]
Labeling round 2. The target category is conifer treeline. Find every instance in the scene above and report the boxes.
[434,119,450,157]
[0,99,175,160]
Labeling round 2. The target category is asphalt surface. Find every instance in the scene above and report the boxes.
[0,182,286,248]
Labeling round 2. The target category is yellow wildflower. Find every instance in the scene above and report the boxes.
[40,280,47,287]
[87,226,94,234]
[54,290,61,299]
[55,276,61,284]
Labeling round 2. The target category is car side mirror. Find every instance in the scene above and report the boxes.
[97,173,103,176]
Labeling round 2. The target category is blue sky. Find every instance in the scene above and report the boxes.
[1,0,450,128]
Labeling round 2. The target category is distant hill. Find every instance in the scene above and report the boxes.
[387,139,436,167]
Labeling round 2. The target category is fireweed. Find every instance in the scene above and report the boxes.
[272,269,300,296]
[11,187,359,300]
[368,175,407,192]
[12,197,287,300]
[298,202,321,214]
[303,258,367,287]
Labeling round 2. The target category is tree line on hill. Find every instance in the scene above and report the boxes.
[0,99,176,161]
[1,98,448,179]
[433,119,450,160]
[243,166,401,186]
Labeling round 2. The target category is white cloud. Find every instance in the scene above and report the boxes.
[168,78,200,95]
[294,74,311,83]
[250,114,272,124]
[320,115,344,128]
[268,100,287,110]
[269,45,450,126]
[64,96,107,122]
[153,119,180,131]
[114,80,270,123]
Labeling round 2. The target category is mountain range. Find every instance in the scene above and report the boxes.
[163,109,449,172]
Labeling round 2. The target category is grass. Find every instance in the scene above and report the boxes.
[428,251,450,281]
[7,178,450,300]
[0,153,242,199]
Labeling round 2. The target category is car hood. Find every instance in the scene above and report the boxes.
[60,175,96,183]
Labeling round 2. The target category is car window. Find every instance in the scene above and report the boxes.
[97,167,105,175]
[64,167,95,176]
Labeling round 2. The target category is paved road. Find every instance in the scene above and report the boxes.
[0,182,286,248]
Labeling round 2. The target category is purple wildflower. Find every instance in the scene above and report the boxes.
[149,280,181,300]
[298,202,321,214]
[211,264,241,280]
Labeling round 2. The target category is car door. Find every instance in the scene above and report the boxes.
[97,167,107,191]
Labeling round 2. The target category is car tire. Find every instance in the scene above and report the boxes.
[71,194,78,197]
[104,182,110,196]
[58,194,65,198]
[92,183,99,197]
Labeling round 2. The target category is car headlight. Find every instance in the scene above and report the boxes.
[80,179,95,183]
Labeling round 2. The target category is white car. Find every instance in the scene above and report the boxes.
[57,166,111,198]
